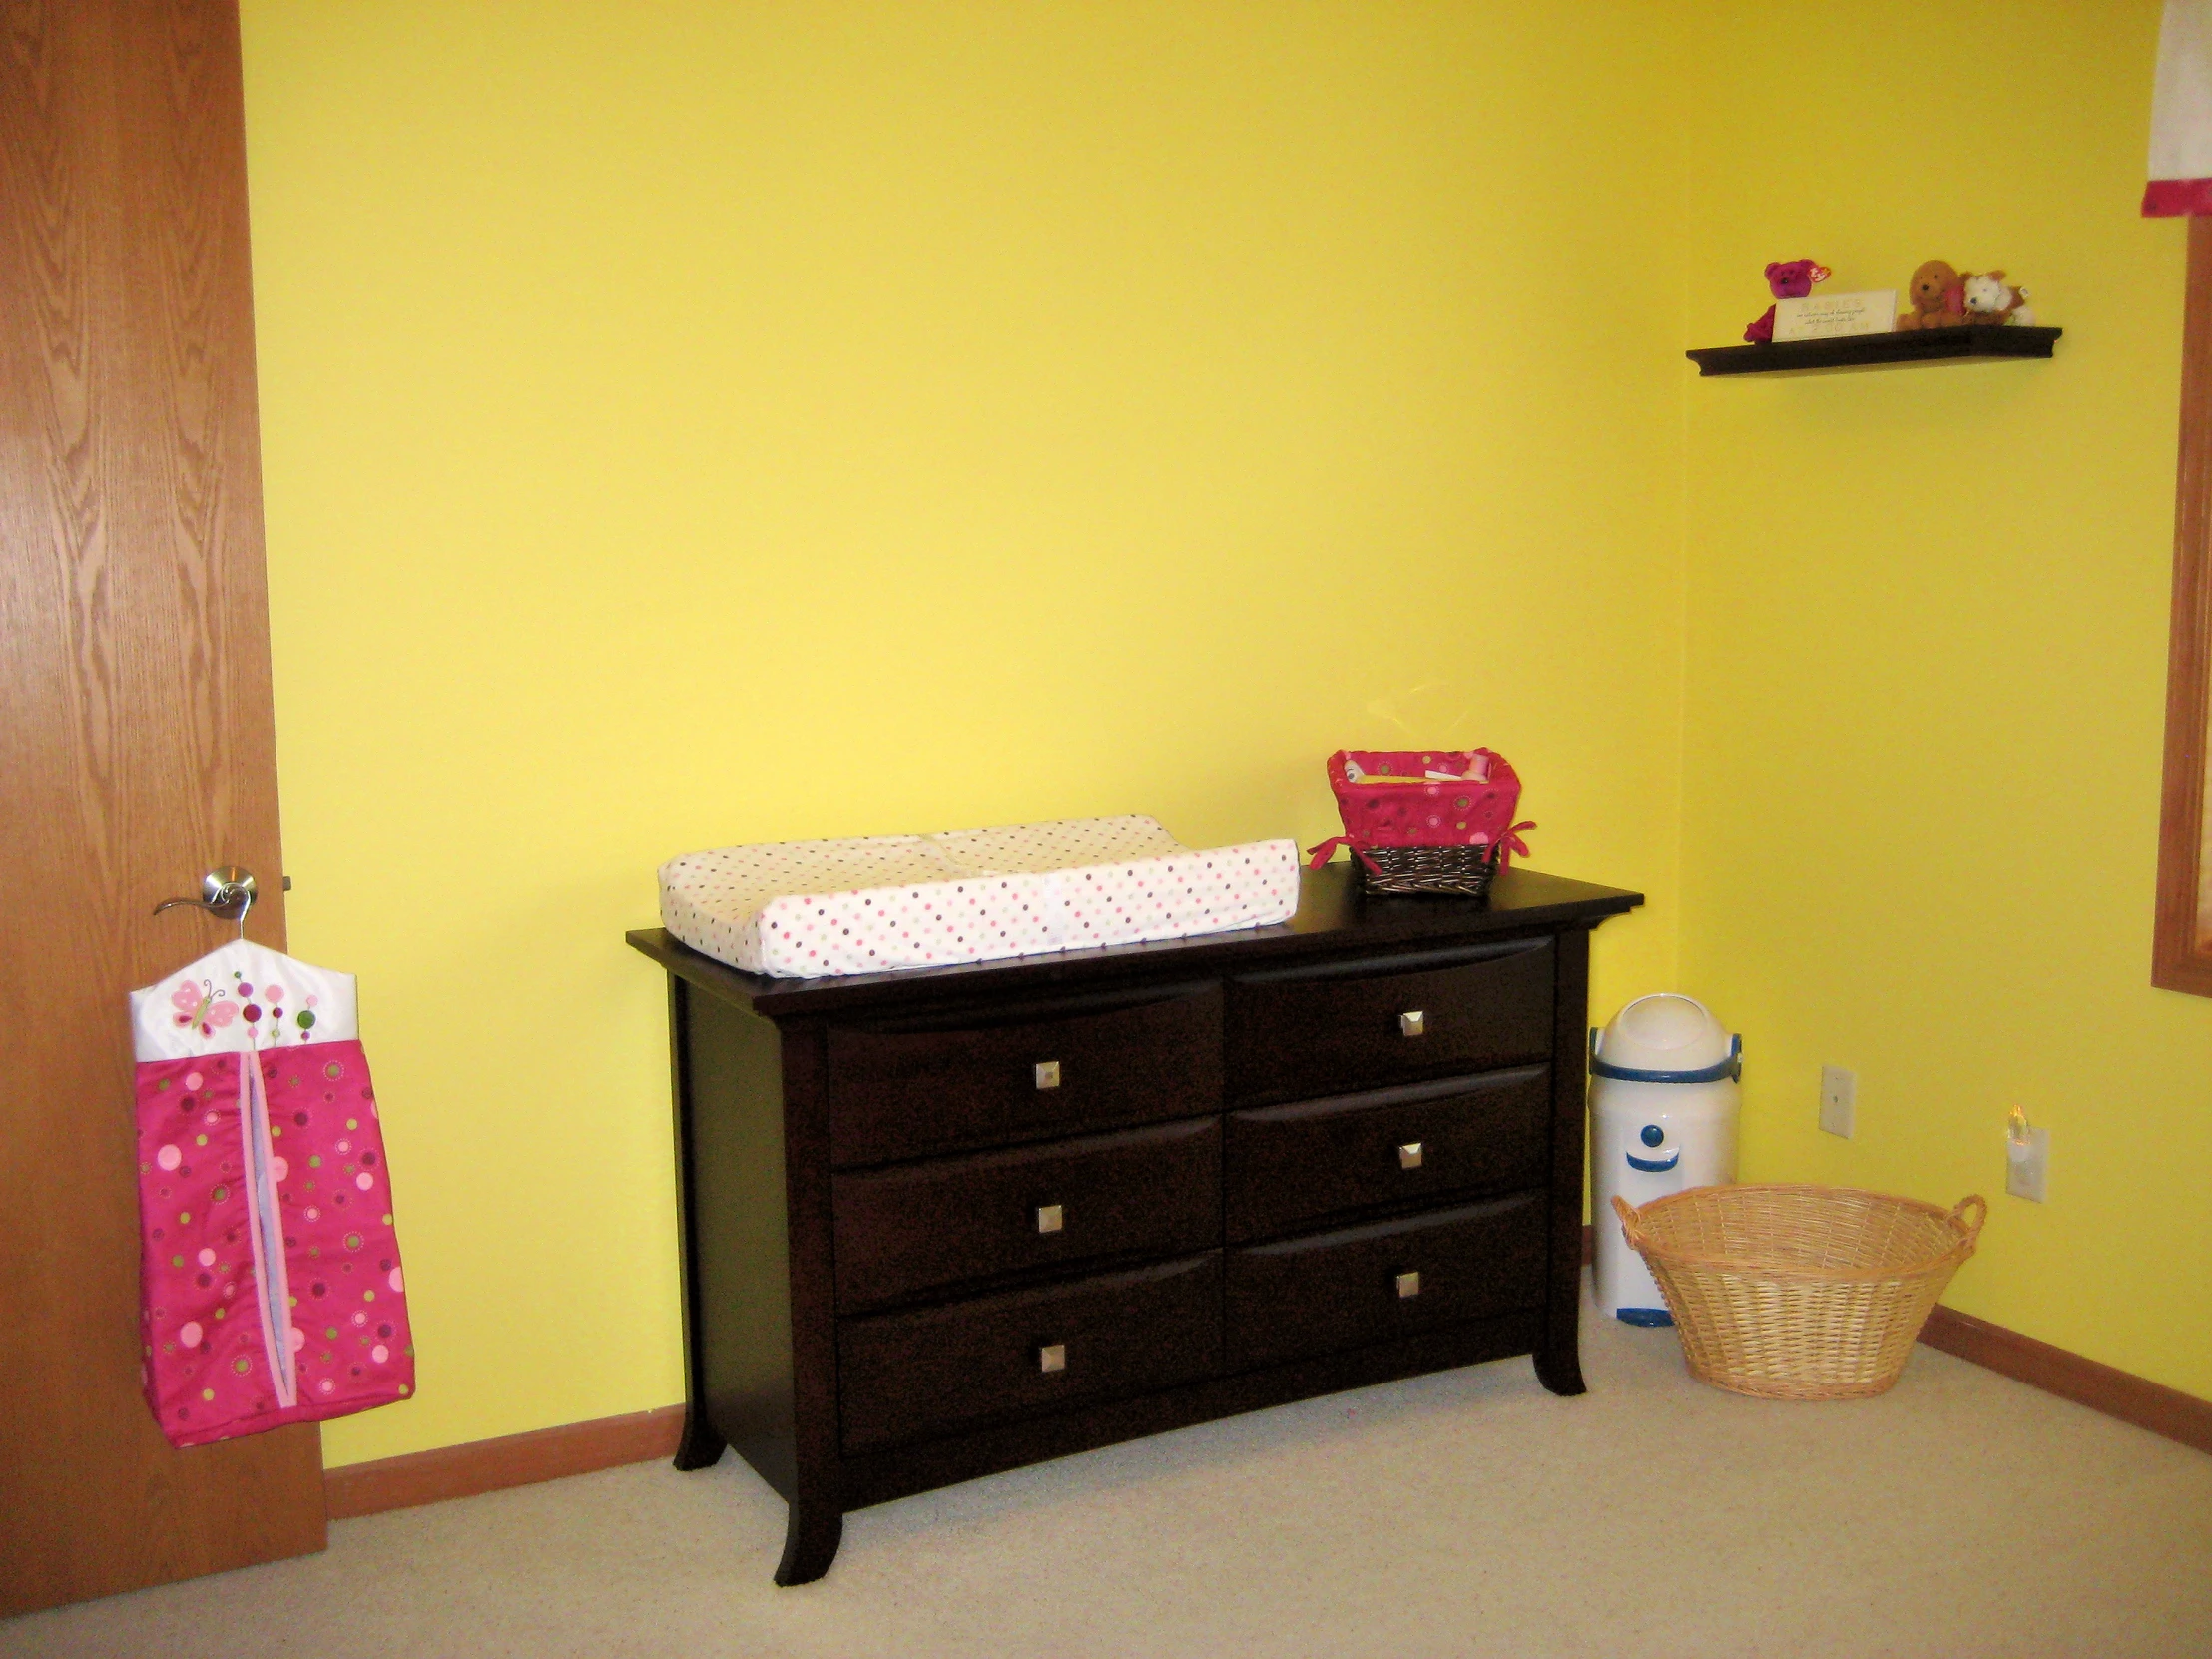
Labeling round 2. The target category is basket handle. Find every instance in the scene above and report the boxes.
[1609,1193,1648,1252]
[1947,1194,1988,1242]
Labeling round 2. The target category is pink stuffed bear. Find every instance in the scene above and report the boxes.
[1745,259,1833,343]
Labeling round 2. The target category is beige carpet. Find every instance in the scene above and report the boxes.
[8,1289,2211,1659]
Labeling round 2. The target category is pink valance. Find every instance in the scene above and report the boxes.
[2148,1,2212,214]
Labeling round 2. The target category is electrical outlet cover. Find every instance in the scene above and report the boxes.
[2006,1125,2049,1203]
[1819,1065,1856,1138]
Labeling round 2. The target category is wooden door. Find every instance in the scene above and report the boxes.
[0,0,326,1614]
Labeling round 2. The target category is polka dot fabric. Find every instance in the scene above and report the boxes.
[1327,750,1526,851]
[660,816,1300,978]
[129,943,414,1449]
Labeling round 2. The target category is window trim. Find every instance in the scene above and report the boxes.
[2153,218,2212,994]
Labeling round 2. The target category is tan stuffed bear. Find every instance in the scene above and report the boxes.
[1896,260,1966,330]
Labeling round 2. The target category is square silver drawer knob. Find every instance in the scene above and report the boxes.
[1034,1060,1061,1090]
[1398,1141,1424,1170]
[1398,1010,1425,1038]
[1395,1271,1422,1300]
[1036,1203,1064,1234]
[1038,1343,1067,1374]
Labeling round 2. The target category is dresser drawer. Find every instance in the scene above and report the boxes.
[837,1253,1222,1454]
[1224,1193,1546,1371]
[1224,1066,1550,1243]
[832,1118,1221,1311]
[1224,939,1553,1104]
[828,985,1223,1166]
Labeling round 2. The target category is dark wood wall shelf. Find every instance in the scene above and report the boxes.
[1687,325,2061,377]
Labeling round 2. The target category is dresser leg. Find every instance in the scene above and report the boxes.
[1533,1344,1587,1397]
[774,1501,843,1586]
[673,1405,727,1472]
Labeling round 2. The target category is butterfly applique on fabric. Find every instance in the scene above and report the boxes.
[170,980,240,1039]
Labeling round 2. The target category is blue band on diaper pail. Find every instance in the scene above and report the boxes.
[1588,1031,1742,1084]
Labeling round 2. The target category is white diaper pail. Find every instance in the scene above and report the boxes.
[1590,995,1741,1326]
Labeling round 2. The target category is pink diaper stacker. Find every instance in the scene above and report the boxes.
[129,940,413,1448]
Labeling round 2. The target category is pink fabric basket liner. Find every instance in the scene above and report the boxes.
[1308,748,1532,872]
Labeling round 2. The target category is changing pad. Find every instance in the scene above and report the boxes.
[660,816,1301,979]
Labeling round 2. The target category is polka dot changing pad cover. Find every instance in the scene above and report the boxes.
[660,816,1301,978]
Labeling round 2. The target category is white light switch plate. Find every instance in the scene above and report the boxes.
[1820,1066,1855,1138]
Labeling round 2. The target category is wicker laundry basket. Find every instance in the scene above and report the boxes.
[1609,1184,1987,1400]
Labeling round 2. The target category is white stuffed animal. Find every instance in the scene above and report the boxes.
[1963,270,2035,326]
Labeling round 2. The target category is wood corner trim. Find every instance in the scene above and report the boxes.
[1917,1305,2212,1457]
[323,1403,685,1520]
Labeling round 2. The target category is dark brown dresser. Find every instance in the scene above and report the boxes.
[629,861,1639,1583]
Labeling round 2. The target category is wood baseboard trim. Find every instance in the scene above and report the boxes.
[1585,1221,2209,1456]
[324,1403,685,1520]
[1917,1306,2212,1456]
[322,1255,2211,1524]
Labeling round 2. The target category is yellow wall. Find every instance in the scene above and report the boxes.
[1678,0,2212,1398]
[243,0,2210,1465]
[240,3,1691,1466]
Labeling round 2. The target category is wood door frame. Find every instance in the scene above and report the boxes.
[2155,217,2212,995]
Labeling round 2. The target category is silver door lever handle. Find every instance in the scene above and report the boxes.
[154,867,258,929]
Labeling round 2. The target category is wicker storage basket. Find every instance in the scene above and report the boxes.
[1357,841,1505,898]
[1610,1184,1987,1400]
